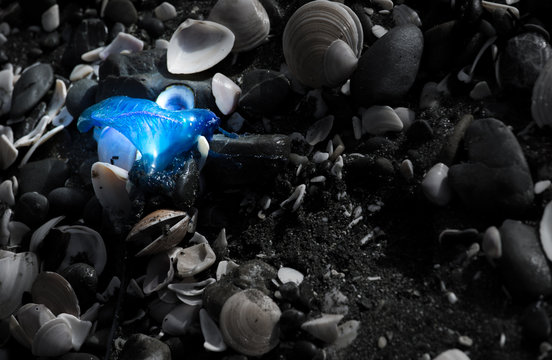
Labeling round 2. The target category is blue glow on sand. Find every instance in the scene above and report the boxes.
[77,96,219,173]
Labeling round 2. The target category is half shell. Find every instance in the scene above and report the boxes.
[175,243,216,278]
[219,288,281,356]
[167,19,235,74]
[0,251,38,319]
[208,0,270,52]
[31,271,80,317]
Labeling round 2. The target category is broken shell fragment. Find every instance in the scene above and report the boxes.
[175,243,216,278]
[31,318,73,357]
[167,19,235,74]
[361,105,404,135]
[200,308,227,352]
[126,209,190,256]
[0,251,38,319]
[212,73,241,115]
[143,251,175,295]
[300,313,344,343]
[208,0,270,52]
[421,163,452,206]
[219,289,281,356]
[162,303,200,336]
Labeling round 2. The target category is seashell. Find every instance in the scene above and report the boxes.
[29,215,65,253]
[31,318,73,357]
[200,308,227,352]
[155,39,169,49]
[31,271,80,317]
[56,313,92,351]
[162,303,200,336]
[535,180,551,194]
[8,221,30,246]
[175,243,217,278]
[0,251,38,319]
[324,39,358,87]
[216,260,239,281]
[361,105,404,135]
[219,289,281,356]
[306,115,334,146]
[52,107,73,127]
[46,79,66,119]
[393,4,422,27]
[212,73,241,115]
[540,201,552,262]
[283,0,363,88]
[0,178,16,206]
[0,133,18,170]
[143,251,175,295]
[156,85,195,111]
[169,278,216,305]
[433,348,471,360]
[300,313,344,343]
[208,0,270,52]
[167,19,235,75]
[333,320,361,349]
[91,162,131,219]
[154,2,177,21]
[11,304,55,347]
[532,57,552,128]
[99,32,144,61]
[69,64,94,82]
[53,225,107,275]
[0,209,10,245]
[278,267,304,286]
[78,96,220,173]
[97,127,137,172]
[482,226,502,259]
[400,159,414,180]
[0,68,14,116]
[481,1,519,18]
[126,209,190,257]
[421,163,452,206]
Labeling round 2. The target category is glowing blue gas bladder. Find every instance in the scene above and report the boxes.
[77,96,219,173]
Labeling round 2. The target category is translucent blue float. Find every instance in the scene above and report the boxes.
[77,96,220,173]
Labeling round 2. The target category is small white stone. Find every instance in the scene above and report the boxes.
[0,134,17,170]
[482,226,501,259]
[154,2,177,21]
[535,180,551,194]
[41,4,59,32]
[362,105,403,135]
[99,33,144,61]
[212,73,241,115]
[278,267,304,285]
[377,336,387,349]
[469,81,492,100]
[373,0,394,10]
[393,107,415,129]
[155,39,169,49]
[0,68,13,116]
[0,22,10,36]
[0,179,15,206]
[433,349,470,360]
[312,151,330,163]
[81,47,105,62]
[458,335,473,347]
[372,25,388,38]
[70,64,94,82]
[421,163,451,206]
[446,291,458,304]
[400,159,414,180]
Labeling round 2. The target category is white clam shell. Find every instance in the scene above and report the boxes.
[212,73,241,115]
[31,271,80,317]
[216,260,239,281]
[540,201,552,262]
[31,317,73,357]
[91,162,131,219]
[132,211,190,257]
[162,303,200,335]
[361,105,404,135]
[69,64,94,82]
[301,313,344,343]
[99,32,144,61]
[219,289,281,356]
[169,278,216,305]
[0,251,38,319]
[175,242,216,278]
[283,0,363,88]
[56,313,92,351]
[324,39,358,87]
[277,267,304,285]
[421,163,452,206]
[208,0,270,52]
[200,308,227,352]
[143,251,175,295]
[97,127,137,172]
[167,19,235,75]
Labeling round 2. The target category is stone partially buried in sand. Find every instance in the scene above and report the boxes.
[10,63,54,117]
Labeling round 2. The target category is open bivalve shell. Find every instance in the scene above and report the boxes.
[0,251,38,319]
[208,0,270,52]
[126,209,190,257]
[167,19,235,75]
[219,288,281,356]
[283,0,363,88]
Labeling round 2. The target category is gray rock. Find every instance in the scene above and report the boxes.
[10,63,53,117]
[448,118,534,217]
[521,303,551,342]
[62,19,108,69]
[18,158,70,195]
[499,220,552,299]
[120,334,171,360]
[351,25,423,106]
[47,187,87,219]
[14,192,49,228]
[239,69,290,115]
[67,79,98,118]
[59,263,98,312]
[104,0,138,26]
[173,159,199,210]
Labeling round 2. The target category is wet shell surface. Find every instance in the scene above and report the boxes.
[283,0,363,88]
[31,271,80,317]
[219,288,281,356]
[175,242,216,277]
[208,0,270,52]
[167,19,235,74]
[0,251,38,319]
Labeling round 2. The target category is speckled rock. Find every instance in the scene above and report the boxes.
[448,118,534,218]
[351,25,423,106]
[14,192,49,228]
[120,334,171,360]
[10,63,54,117]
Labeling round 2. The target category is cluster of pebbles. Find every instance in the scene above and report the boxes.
[2,0,552,359]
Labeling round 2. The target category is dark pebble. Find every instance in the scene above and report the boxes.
[10,63,54,117]
[17,0,56,24]
[104,0,138,26]
[423,21,459,75]
[139,16,164,38]
[351,25,423,106]
[47,187,87,219]
[39,31,61,50]
[28,47,43,59]
[109,22,126,40]
[60,263,98,311]
[14,192,49,228]
[173,158,199,209]
[66,78,98,118]
[499,219,552,299]
[59,353,101,360]
[62,18,108,69]
[120,334,170,360]
[280,282,301,303]
[0,50,8,63]
[375,157,395,176]
[239,69,290,115]
[292,340,325,360]
[298,281,318,310]
[448,118,534,218]
[521,303,551,342]
[499,32,552,94]
[18,158,70,195]
[280,309,306,336]
[83,196,103,229]
[259,0,285,33]
[438,114,473,166]
[453,0,483,25]
[407,120,434,143]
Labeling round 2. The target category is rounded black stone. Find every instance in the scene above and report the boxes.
[47,187,87,219]
[407,120,434,143]
[293,340,325,360]
[83,196,103,229]
[104,0,138,26]
[14,192,49,228]
[120,334,171,360]
[280,282,301,303]
[109,22,125,41]
[280,309,306,335]
[239,69,291,115]
[18,158,70,195]
[59,353,101,360]
[522,303,551,342]
[139,16,164,38]
[39,31,61,49]
[10,63,54,117]
[60,263,98,311]
[66,78,98,118]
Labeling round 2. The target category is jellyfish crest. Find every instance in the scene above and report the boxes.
[77,96,220,172]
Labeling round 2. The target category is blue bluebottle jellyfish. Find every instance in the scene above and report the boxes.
[77,96,220,174]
